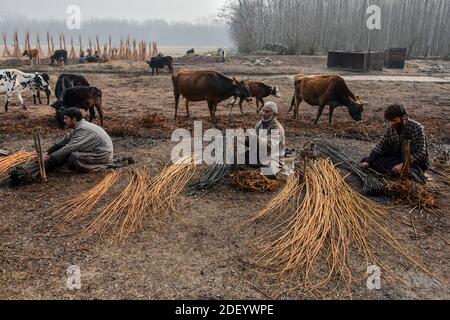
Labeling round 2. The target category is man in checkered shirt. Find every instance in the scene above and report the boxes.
[43,108,113,172]
[360,104,430,183]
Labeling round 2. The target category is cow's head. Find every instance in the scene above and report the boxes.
[22,50,29,57]
[271,86,281,98]
[347,96,365,123]
[55,107,66,129]
[233,77,252,99]
[33,73,50,92]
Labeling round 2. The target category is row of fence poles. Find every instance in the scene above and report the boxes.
[1,32,159,61]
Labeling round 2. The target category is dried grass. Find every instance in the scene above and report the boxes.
[249,159,440,297]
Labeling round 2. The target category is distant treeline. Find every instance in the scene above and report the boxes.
[0,14,232,47]
[222,0,450,58]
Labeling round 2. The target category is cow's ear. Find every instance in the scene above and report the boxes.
[232,77,238,85]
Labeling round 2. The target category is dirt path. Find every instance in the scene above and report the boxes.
[267,74,450,83]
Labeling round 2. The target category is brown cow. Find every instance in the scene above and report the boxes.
[230,80,281,114]
[288,74,365,124]
[172,69,252,120]
[22,49,40,65]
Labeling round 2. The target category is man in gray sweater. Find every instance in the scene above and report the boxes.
[44,108,113,172]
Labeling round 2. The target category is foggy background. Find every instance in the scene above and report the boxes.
[0,0,232,47]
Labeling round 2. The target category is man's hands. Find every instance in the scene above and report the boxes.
[43,153,51,161]
[392,163,404,175]
[360,162,370,171]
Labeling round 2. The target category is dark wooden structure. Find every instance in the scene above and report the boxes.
[327,50,384,73]
[384,48,407,69]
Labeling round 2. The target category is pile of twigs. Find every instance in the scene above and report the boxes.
[387,179,435,209]
[387,141,436,209]
[231,170,279,193]
[249,159,437,296]
[60,157,196,241]
[192,164,232,190]
[317,140,387,195]
[0,151,35,181]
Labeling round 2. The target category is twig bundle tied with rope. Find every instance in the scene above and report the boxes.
[0,151,35,182]
[249,159,438,296]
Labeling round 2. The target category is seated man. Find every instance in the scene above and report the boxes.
[44,108,114,172]
[360,104,430,183]
[236,102,285,176]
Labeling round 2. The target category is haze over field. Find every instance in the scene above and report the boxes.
[0,0,232,47]
[0,0,226,22]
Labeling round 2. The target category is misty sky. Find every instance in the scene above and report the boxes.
[0,0,227,22]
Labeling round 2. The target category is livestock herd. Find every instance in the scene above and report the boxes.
[0,59,366,128]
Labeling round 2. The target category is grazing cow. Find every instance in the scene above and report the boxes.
[147,56,174,75]
[33,73,51,105]
[55,86,104,128]
[172,69,252,120]
[230,80,281,114]
[288,74,365,124]
[53,74,90,104]
[50,50,68,66]
[0,69,49,112]
[22,49,40,65]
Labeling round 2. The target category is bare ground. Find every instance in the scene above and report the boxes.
[0,56,449,300]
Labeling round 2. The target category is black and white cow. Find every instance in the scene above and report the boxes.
[0,69,50,112]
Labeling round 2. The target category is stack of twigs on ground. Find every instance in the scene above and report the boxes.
[231,170,279,193]
[60,157,196,241]
[249,159,439,297]
[317,140,386,195]
[0,151,35,182]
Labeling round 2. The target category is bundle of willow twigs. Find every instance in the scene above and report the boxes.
[146,157,197,226]
[0,151,35,181]
[249,159,438,296]
[61,157,197,242]
[9,161,41,186]
[231,170,279,193]
[317,140,387,196]
[60,170,123,225]
[80,168,151,241]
